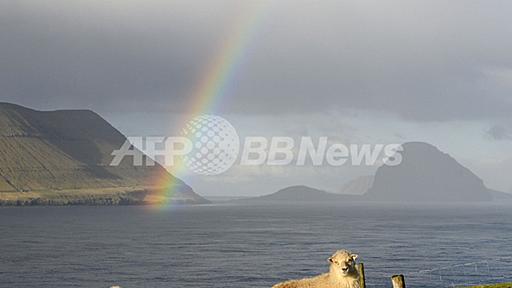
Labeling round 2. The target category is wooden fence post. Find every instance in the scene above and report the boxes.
[356,263,366,288]
[391,274,406,288]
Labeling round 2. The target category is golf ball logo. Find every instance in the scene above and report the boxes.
[182,115,240,175]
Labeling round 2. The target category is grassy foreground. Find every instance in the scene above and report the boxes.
[466,283,512,288]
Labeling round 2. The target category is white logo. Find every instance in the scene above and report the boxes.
[110,114,404,175]
[181,115,240,175]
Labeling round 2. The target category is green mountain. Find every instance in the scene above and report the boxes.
[0,102,209,205]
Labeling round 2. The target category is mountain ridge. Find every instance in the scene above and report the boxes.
[240,185,361,203]
[244,142,511,203]
[0,102,209,205]
[365,142,492,202]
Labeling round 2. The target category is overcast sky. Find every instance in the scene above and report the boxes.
[1,0,512,196]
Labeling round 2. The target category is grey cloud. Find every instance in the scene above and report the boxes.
[1,0,512,121]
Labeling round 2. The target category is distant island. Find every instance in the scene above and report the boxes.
[4,103,510,206]
[0,103,209,206]
[242,185,360,203]
[246,142,512,203]
[365,142,492,202]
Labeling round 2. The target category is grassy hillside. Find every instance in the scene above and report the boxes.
[0,102,209,205]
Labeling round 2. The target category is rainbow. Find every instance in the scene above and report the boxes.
[149,2,270,209]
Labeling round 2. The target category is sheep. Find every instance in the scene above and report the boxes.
[272,250,360,288]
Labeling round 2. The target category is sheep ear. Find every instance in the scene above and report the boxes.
[350,254,358,260]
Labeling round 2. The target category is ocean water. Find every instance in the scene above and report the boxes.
[1,203,512,288]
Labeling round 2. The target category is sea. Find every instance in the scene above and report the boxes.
[1,202,512,288]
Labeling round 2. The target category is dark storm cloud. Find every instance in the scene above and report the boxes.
[1,0,512,121]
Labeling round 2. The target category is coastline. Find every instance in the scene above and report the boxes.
[0,186,210,206]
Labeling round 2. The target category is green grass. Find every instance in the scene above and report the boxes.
[465,283,512,288]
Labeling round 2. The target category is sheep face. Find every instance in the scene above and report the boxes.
[328,250,358,276]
